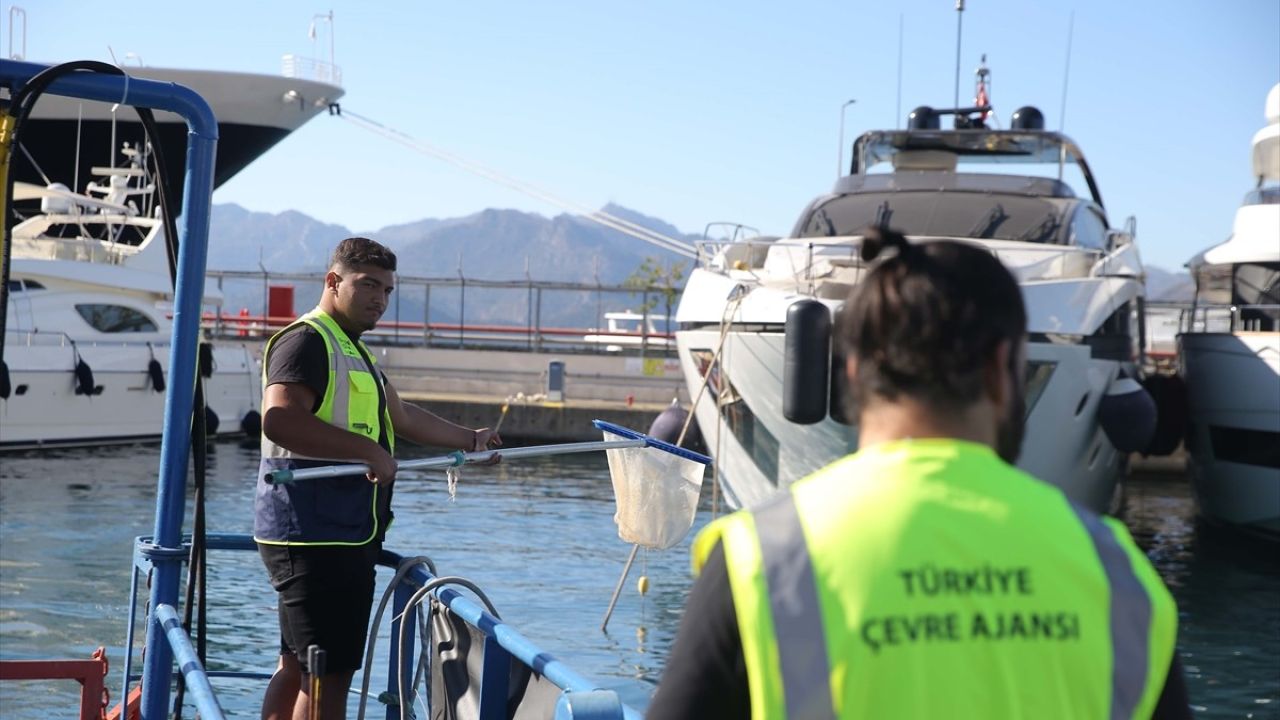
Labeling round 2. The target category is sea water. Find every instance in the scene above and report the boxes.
[1,442,1276,718]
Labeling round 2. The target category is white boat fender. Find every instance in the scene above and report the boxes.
[783,299,832,424]
[1098,376,1157,454]
[147,358,166,392]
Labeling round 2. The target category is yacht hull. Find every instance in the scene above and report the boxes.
[1180,332,1280,537]
[676,327,1126,513]
[0,340,260,450]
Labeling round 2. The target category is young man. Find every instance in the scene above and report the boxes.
[253,237,501,720]
[648,227,1190,719]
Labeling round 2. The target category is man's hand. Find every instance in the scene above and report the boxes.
[471,428,503,466]
[364,445,398,486]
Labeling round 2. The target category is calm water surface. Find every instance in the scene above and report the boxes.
[1,444,1277,718]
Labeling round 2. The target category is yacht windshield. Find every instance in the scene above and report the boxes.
[795,190,1068,242]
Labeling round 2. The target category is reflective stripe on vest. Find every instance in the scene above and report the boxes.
[755,493,836,720]
[1070,504,1152,720]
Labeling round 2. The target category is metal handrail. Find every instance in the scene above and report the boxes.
[153,604,226,719]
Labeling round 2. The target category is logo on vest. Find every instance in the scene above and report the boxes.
[352,422,374,436]
[857,563,1082,654]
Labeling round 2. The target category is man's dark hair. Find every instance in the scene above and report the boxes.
[330,236,397,272]
[840,226,1026,411]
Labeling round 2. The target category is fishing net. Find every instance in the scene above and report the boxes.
[602,430,706,549]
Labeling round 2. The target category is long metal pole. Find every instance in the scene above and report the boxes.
[954,0,965,121]
[837,99,856,180]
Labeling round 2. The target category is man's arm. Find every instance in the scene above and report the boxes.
[262,382,397,485]
[384,380,501,452]
[646,541,750,719]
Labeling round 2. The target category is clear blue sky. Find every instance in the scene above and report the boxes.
[14,0,1280,271]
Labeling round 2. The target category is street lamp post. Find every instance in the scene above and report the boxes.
[837,99,857,180]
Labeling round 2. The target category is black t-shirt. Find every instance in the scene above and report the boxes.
[265,324,391,452]
[646,541,1193,719]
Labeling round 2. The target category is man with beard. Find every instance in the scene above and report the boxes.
[648,227,1189,719]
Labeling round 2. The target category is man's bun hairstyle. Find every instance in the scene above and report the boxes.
[841,226,1026,411]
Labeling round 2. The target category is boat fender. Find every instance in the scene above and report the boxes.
[1141,374,1188,456]
[783,300,831,425]
[1098,376,1157,454]
[147,358,166,392]
[0,358,10,399]
[204,406,220,436]
[829,306,855,425]
[74,358,103,396]
[647,401,705,454]
[240,409,263,437]
[198,342,215,378]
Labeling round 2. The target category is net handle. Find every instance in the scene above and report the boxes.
[592,419,712,464]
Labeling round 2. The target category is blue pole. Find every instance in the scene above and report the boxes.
[0,60,220,720]
[139,97,218,720]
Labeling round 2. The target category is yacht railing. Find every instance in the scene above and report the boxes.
[1182,303,1280,333]
[280,53,343,87]
[120,534,636,720]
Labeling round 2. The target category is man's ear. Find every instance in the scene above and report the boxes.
[983,340,1012,408]
[324,270,340,293]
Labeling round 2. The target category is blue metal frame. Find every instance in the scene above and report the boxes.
[1,59,640,720]
[1,58,217,720]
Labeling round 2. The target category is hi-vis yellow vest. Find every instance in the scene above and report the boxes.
[693,439,1177,719]
[253,308,396,546]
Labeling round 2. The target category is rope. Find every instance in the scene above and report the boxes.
[336,108,698,259]
[674,286,747,519]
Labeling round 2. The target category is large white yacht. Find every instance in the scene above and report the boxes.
[1,148,263,449]
[1178,83,1280,538]
[676,87,1156,513]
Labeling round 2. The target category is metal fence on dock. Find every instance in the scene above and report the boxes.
[203,270,680,356]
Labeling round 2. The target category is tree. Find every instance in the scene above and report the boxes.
[623,256,686,336]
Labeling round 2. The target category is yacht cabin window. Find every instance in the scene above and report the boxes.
[1068,206,1108,250]
[74,304,159,333]
[6,279,47,292]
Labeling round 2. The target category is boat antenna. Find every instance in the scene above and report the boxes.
[896,13,904,128]
[1059,10,1075,131]
[953,0,965,125]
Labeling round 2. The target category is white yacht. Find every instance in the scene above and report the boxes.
[1178,83,1280,538]
[11,58,343,214]
[676,91,1156,513]
[1,149,262,449]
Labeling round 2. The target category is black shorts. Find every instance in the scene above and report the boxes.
[258,542,382,674]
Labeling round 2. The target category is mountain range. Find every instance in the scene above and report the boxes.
[206,203,1195,327]
[207,203,699,327]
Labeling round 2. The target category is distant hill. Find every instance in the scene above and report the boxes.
[206,203,699,327]
[1145,265,1195,302]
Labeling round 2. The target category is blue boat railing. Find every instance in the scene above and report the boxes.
[125,533,639,719]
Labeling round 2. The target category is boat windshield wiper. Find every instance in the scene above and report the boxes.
[873,200,892,230]
[967,203,1007,239]
[808,207,837,237]
[1016,211,1060,243]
